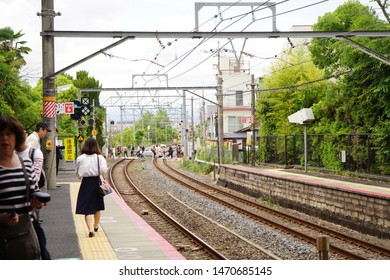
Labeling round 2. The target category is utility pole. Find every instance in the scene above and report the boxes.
[120,105,123,156]
[41,0,57,190]
[201,92,206,144]
[217,77,224,165]
[250,74,256,166]
[191,97,195,162]
[182,91,188,157]
[92,99,97,140]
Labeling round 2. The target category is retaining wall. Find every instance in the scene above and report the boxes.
[217,165,390,238]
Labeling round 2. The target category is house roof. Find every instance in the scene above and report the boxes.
[223,132,247,140]
[234,124,260,133]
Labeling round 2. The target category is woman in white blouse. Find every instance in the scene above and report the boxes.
[75,137,107,238]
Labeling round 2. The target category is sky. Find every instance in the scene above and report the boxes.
[1,0,378,122]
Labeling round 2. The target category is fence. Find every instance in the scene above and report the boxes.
[257,134,390,175]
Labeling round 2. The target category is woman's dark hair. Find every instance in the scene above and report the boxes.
[0,116,26,152]
[81,137,101,155]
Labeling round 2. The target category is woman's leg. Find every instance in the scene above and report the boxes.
[93,211,101,230]
[85,215,94,234]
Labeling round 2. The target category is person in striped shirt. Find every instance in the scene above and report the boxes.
[0,115,46,259]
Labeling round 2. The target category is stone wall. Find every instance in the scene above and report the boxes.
[218,165,390,238]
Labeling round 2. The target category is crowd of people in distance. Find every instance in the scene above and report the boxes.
[108,144,183,159]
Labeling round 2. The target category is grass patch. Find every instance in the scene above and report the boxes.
[180,158,214,175]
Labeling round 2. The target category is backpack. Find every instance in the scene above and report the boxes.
[29,147,46,189]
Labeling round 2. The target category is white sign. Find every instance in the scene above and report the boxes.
[56,102,74,115]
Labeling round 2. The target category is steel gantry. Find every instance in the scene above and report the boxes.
[80,86,218,156]
[40,0,390,190]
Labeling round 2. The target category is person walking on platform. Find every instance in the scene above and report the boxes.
[25,122,51,150]
[75,137,107,238]
[0,116,47,259]
[123,146,128,158]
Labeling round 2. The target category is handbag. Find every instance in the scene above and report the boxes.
[0,156,41,260]
[97,155,112,197]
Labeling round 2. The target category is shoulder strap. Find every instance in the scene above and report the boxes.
[18,155,31,200]
[29,147,35,162]
[97,154,100,176]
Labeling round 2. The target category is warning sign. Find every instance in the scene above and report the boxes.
[77,135,84,142]
[64,138,75,161]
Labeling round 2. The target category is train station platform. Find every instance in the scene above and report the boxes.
[40,171,185,260]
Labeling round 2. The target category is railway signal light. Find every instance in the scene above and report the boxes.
[71,100,82,120]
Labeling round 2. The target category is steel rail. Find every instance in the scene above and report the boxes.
[162,160,390,258]
[108,159,227,260]
[155,159,384,260]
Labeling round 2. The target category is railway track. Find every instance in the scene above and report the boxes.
[108,158,226,260]
[108,158,279,260]
[154,159,390,260]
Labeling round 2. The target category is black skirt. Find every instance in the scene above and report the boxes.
[75,176,105,215]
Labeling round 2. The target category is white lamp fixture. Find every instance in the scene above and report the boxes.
[288,108,315,173]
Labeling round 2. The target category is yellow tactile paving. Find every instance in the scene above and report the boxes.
[69,182,117,260]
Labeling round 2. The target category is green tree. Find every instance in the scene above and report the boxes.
[0,27,38,125]
[309,0,390,134]
[257,43,326,136]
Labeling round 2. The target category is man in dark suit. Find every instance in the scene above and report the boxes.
[56,128,65,176]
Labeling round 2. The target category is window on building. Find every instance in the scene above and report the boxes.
[228,116,242,133]
[236,90,243,106]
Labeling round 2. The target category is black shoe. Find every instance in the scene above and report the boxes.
[89,232,94,238]
[94,227,99,232]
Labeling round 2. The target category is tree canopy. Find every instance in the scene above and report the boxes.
[256,1,390,174]
[309,0,390,135]
[0,27,37,125]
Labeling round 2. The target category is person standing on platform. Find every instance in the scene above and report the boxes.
[0,116,46,260]
[151,145,156,158]
[168,145,174,159]
[25,123,50,221]
[55,128,65,176]
[18,142,51,260]
[75,137,107,238]
[131,145,135,157]
[25,122,51,150]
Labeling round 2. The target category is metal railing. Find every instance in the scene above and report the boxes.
[257,133,390,175]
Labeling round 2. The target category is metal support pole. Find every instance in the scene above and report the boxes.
[217,77,224,165]
[133,110,136,142]
[250,74,256,166]
[182,90,188,157]
[202,92,206,144]
[92,99,96,139]
[191,97,195,162]
[41,0,57,190]
[120,105,123,156]
[304,124,308,173]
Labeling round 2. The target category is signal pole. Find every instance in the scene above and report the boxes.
[217,77,224,165]
[250,74,256,166]
[40,0,58,190]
